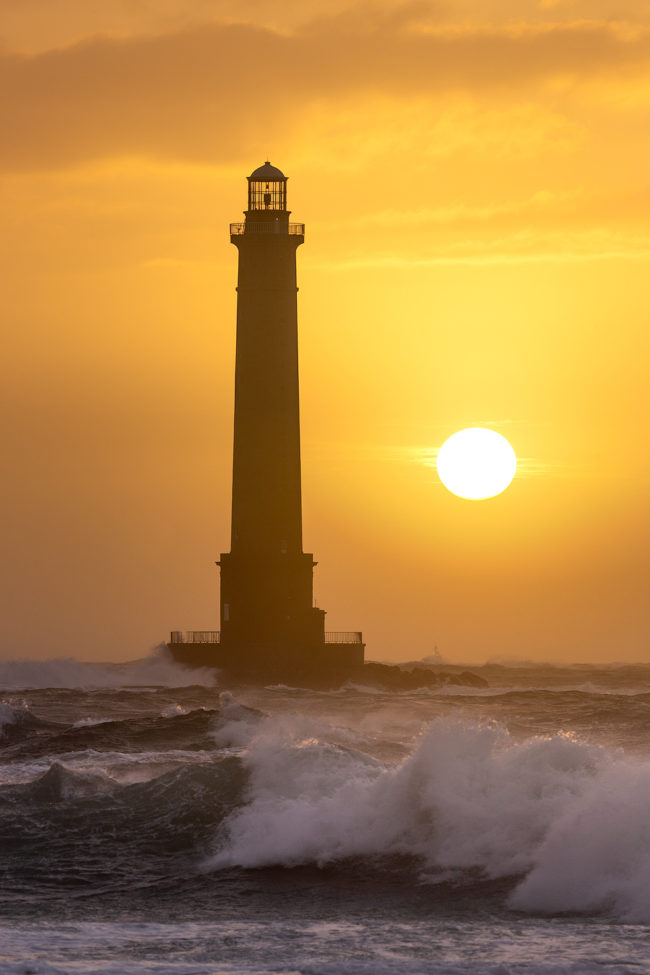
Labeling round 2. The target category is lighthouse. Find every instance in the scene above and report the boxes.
[169,163,364,682]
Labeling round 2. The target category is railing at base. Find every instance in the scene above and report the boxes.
[170,630,362,645]
[325,632,363,644]
[170,631,220,644]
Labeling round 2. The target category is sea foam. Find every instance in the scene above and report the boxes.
[0,647,216,690]
[207,714,650,921]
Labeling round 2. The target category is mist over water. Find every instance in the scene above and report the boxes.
[0,647,217,691]
[1,653,649,973]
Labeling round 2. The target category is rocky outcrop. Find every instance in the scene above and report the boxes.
[344,662,487,691]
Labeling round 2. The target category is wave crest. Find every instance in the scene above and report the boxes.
[207,716,650,920]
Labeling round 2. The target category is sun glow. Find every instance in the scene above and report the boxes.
[436,428,517,500]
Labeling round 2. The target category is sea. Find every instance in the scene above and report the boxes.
[1,651,649,975]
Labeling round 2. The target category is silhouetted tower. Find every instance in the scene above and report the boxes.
[169,163,364,679]
[218,163,325,669]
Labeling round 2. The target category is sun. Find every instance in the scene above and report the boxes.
[436,428,517,500]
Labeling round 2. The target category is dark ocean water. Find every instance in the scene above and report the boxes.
[1,653,650,974]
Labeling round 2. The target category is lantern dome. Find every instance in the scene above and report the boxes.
[249,162,286,180]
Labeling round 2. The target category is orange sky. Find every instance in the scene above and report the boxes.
[2,0,649,665]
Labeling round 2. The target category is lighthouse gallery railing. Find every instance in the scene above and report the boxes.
[170,630,363,645]
[230,222,305,236]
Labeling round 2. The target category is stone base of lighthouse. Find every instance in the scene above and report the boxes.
[168,547,365,683]
[167,635,365,685]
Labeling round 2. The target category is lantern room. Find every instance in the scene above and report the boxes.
[247,161,287,211]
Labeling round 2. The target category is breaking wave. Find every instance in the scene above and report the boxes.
[0,647,217,690]
[207,714,650,922]
[3,679,650,925]
[0,701,54,742]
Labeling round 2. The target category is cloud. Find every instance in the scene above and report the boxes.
[326,184,650,251]
[0,0,408,52]
[2,16,650,172]
[2,1,649,56]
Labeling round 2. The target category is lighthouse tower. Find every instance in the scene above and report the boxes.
[219,161,325,669]
[169,163,364,682]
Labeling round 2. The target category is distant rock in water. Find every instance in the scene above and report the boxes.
[217,660,487,691]
[346,662,487,691]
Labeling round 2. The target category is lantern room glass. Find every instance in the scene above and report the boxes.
[248,178,287,211]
